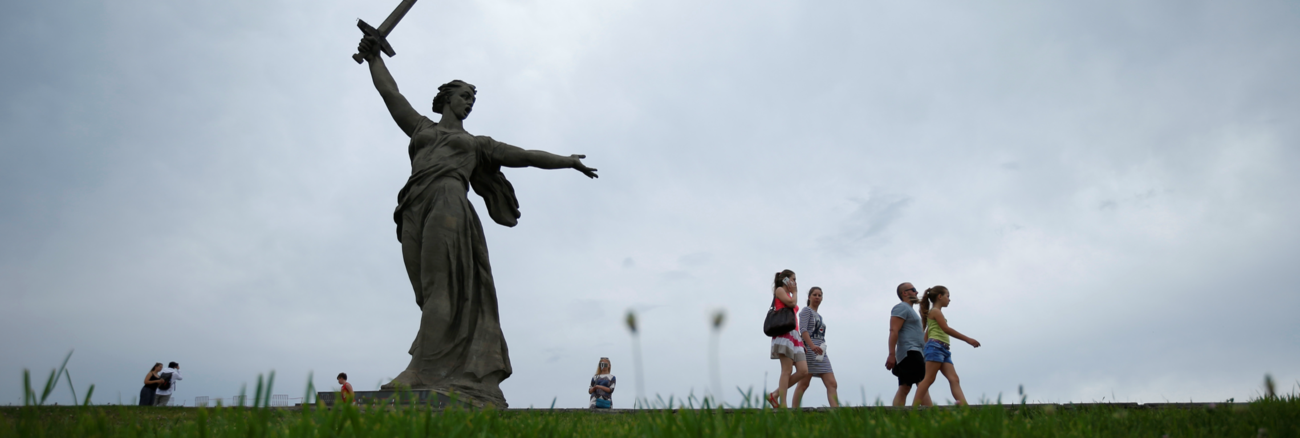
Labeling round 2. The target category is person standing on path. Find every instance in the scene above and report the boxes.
[153,362,182,406]
[338,373,355,405]
[139,363,164,406]
[587,357,616,409]
[792,287,839,408]
[766,270,809,409]
[886,282,931,406]
[912,286,980,407]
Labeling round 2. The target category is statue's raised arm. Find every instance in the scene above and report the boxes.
[359,36,422,137]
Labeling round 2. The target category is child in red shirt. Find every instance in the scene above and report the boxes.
[337,373,354,404]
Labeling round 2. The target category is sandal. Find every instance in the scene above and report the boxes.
[766,391,779,409]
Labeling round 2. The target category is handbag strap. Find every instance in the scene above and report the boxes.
[772,293,791,310]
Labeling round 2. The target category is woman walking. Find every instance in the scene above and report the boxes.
[792,287,839,407]
[138,363,164,406]
[766,270,810,409]
[912,286,981,406]
[588,357,617,409]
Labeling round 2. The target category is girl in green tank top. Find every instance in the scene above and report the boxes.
[925,314,950,344]
[912,286,981,407]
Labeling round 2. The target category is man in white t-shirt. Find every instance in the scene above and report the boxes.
[154,362,183,406]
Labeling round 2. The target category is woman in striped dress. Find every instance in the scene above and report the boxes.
[766,270,810,409]
[792,287,839,407]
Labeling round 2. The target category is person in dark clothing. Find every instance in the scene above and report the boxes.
[139,363,164,406]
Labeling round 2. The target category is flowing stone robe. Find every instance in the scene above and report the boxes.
[383,115,521,407]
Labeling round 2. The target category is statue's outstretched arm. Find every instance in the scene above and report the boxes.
[496,145,598,179]
[359,36,421,137]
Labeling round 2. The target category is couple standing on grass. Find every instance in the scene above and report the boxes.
[764,271,981,409]
[138,361,182,406]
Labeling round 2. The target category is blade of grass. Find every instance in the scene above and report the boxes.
[253,374,264,409]
[38,350,74,405]
[64,368,78,404]
[83,384,95,406]
[263,371,275,407]
[303,371,316,408]
[23,369,35,405]
[39,369,57,405]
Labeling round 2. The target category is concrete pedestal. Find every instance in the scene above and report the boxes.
[316,390,478,408]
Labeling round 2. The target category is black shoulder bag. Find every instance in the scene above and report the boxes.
[762,297,797,336]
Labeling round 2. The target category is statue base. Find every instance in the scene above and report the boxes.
[315,389,492,409]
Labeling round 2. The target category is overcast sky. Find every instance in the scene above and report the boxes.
[2,0,1298,408]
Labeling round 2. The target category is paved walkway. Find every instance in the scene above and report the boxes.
[288,401,1238,413]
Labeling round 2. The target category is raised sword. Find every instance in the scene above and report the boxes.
[352,0,418,64]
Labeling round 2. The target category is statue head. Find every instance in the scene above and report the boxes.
[432,80,477,120]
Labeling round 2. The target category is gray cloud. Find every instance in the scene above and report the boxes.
[818,194,912,254]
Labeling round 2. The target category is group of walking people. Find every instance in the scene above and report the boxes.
[138,361,183,406]
[766,270,981,409]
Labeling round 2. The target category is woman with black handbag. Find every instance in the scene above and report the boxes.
[765,269,809,409]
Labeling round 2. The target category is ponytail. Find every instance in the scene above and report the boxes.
[773,270,795,291]
[919,291,930,329]
[920,286,949,329]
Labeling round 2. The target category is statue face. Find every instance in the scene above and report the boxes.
[445,85,476,120]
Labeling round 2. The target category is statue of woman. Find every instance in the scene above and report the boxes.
[357,36,598,407]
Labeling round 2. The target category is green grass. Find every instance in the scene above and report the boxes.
[9,354,1298,437]
[2,397,1298,437]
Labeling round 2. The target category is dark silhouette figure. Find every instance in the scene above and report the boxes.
[357,35,597,407]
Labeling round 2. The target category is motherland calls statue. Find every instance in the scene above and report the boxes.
[353,3,598,407]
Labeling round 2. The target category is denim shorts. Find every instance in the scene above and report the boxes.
[923,339,953,364]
